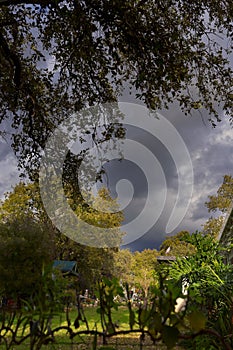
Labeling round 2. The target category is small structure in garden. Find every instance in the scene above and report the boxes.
[53,260,79,276]
[157,255,176,263]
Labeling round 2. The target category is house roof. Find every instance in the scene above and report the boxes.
[157,256,176,262]
[53,260,79,276]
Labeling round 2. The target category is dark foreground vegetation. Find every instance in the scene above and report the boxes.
[0,176,232,349]
[0,236,233,350]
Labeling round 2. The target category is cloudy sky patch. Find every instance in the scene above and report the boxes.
[0,100,232,251]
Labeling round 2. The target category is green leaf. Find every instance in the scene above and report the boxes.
[139,309,150,327]
[161,325,179,349]
[188,310,206,332]
[148,313,162,332]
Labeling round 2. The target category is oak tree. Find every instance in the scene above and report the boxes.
[0,0,232,177]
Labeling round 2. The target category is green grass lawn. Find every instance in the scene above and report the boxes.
[0,307,182,349]
[0,306,137,349]
[65,305,130,330]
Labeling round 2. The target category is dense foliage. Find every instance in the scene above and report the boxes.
[0,178,233,348]
[168,232,233,349]
[0,217,52,298]
[0,0,232,176]
[0,182,125,292]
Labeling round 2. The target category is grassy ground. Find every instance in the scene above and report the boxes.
[0,307,183,349]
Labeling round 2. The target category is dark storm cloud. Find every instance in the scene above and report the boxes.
[0,141,12,159]
[0,139,20,199]
[116,92,233,250]
[0,89,232,250]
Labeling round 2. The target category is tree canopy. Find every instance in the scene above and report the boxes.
[132,249,158,296]
[0,0,232,175]
[0,181,45,222]
[0,217,52,297]
[159,230,196,257]
[203,174,233,237]
[205,175,233,214]
[0,181,125,292]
